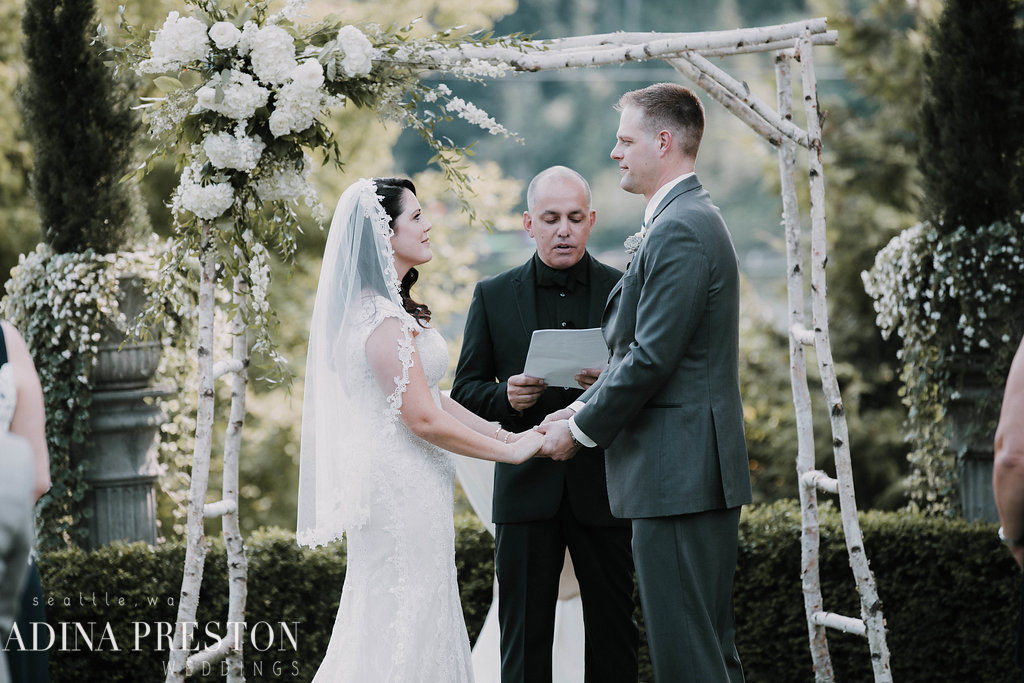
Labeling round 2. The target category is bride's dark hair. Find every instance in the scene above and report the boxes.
[374,177,432,327]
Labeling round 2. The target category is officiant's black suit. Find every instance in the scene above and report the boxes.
[452,252,638,683]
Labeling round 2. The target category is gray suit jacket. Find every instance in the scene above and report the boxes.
[574,174,752,518]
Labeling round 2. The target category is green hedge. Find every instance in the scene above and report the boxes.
[30,503,1020,682]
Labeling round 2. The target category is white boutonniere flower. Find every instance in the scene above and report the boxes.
[623,224,648,256]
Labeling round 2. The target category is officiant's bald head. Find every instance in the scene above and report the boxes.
[524,166,596,270]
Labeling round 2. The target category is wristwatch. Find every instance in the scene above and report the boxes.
[998,526,1024,548]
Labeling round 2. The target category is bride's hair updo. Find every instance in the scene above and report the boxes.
[374,177,432,327]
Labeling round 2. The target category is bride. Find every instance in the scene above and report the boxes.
[297,177,543,682]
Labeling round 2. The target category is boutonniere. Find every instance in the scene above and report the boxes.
[623,224,648,256]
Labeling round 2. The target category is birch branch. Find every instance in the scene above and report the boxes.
[537,18,829,51]
[798,34,892,683]
[776,52,833,683]
[437,18,831,66]
[667,56,784,147]
[186,636,237,675]
[680,51,810,148]
[166,224,218,683]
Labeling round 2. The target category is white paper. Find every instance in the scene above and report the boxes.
[523,328,609,389]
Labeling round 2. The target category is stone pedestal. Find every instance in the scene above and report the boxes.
[84,386,169,547]
[950,361,999,523]
[81,275,170,548]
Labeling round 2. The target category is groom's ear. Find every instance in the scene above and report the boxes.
[657,129,673,156]
[523,211,535,238]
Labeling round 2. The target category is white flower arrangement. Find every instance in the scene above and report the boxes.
[115,0,528,374]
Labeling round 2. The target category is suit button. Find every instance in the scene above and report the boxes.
[559,291,566,297]
[561,321,567,327]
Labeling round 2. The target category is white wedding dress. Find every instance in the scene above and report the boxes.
[311,297,474,682]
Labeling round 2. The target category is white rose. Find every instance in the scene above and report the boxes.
[209,22,242,50]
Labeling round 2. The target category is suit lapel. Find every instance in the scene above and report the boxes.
[649,174,702,225]
[511,259,539,338]
[586,256,614,327]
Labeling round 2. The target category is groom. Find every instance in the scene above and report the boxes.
[452,166,637,683]
[541,83,751,681]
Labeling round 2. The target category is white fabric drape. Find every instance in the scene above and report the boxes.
[453,456,585,683]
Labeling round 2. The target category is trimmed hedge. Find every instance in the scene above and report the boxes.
[29,503,1021,682]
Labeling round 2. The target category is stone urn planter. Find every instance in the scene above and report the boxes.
[948,358,1000,522]
[82,275,171,548]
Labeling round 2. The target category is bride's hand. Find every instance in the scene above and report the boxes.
[507,430,544,464]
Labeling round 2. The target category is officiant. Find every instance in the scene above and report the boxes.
[452,166,637,683]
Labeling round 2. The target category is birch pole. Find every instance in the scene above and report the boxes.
[797,34,892,682]
[775,52,833,681]
[217,273,249,682]
[166,223,218,682]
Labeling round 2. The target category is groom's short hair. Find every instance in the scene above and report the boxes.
[616,83,705,159]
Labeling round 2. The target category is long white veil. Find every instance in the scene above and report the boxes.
[297,178,417,547]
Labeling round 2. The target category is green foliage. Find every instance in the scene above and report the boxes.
[862,0,1024,511]
[919,0,1024,232]
[0,0,39,286]
[739,285,908,510]
[35,506,1022,681]
[865,218,1024,511]
[20,0,145,254]
[736,501,1021,681]
[0,240,189,549]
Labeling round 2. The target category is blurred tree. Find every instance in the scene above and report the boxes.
[0,0,38,282]
[20,0,148,253]
[919,0,1024,231]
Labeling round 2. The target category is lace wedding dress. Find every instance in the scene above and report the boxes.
[307,297,474,682]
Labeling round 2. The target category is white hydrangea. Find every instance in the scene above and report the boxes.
[336,25,374,77]
[173,163,234,220]
[254,157,313,203]
[139,11,210,73]
[195,70,270,120]
[209,22,242,50]
[202,126,266,172]
[235,21,259,57]
[270,0,311,23]
[250,25,298,85]
[268,60,325,137]
[445,97,509,136]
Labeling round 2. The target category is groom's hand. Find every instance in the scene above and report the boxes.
[507,373,546,412]
[541,406,574,427]
[540,420,580,461]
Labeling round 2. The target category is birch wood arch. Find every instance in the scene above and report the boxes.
[169,17,891,683]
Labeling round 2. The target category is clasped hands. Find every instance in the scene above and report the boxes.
[506,370,601,461]
[530,407,581,461]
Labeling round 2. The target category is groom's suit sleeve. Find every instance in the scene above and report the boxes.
[451,281,518,421]
[573,216,710,449]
